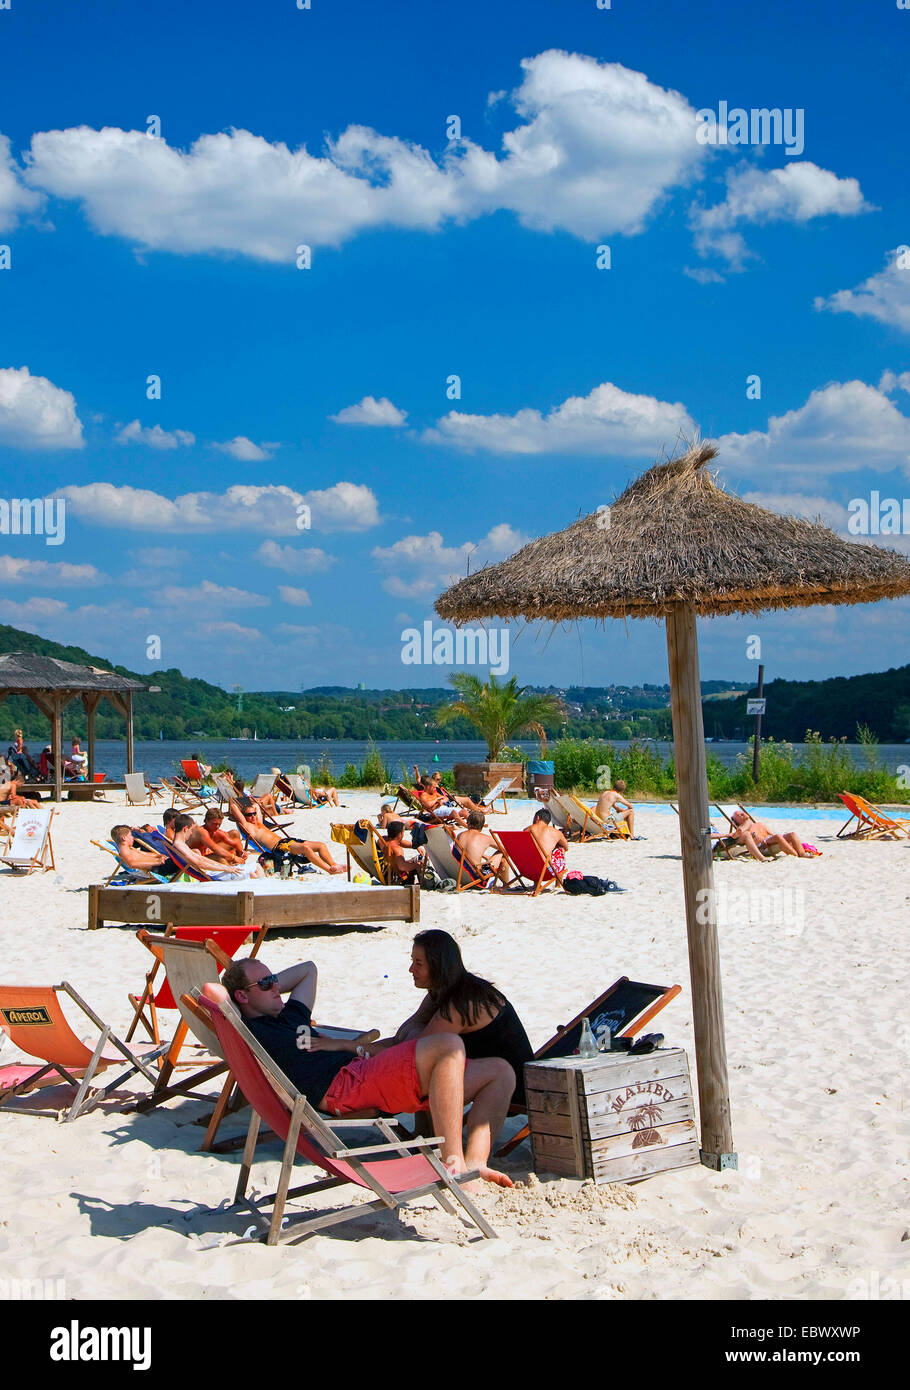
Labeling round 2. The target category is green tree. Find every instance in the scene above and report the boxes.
[435,673,564,762]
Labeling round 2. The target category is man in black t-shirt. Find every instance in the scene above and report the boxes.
[222,956,515,1190]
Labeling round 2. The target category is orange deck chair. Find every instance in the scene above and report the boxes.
[0,983,168,1120]
[490,828,566,895]
[837,792,910,841]
[497,976,683,1157]
[185,988,496,1245]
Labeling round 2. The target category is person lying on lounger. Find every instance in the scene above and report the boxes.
[203,807,246,860]
[220,955,514,1189]
[171,815,265,878]
[110,824,169,872]
[412,778,469,826]
[419,769,487,816]
[456,811,510,887]
[183,814,246,866]
[275,768,340,807]
[729,810,813,860]
[387,929,533,1106]
[234,778,282,821]
[377,802,416,840]
[527,807,569,875]
[229,800,346,874]
[593,779,639,838]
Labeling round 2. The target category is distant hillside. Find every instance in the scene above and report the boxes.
[705,666,910,742]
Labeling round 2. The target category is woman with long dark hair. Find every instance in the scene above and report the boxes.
[394,930,533,1105]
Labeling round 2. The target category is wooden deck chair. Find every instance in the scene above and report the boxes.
[284,773,317,808]
[124,772,164,807]
[712,804,786,859]
[0,982,168,1120]
[424,825,489,891]
[186,988,496,1244]
[0,806,55,874]
[160,776,198,809]
[393,785,440,822]
[331,821,391,883]
[836,792,910,841]
[489,829,565,895]
[670,803,750,861]
[249,773,277,799]
[478,777,514,815]
[552,791,626,842]
[126,923,268,1048]
[91,838,171,886]
[180,759,210,786]
[497,976,683,1156]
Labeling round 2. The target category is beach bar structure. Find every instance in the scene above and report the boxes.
[436,441,910,1169]
[0,651,145,802]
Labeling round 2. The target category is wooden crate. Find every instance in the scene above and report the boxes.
[526,1049,699,1184]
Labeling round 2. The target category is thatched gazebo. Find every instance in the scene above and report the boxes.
[0,652,145,802]
[436,441,910,1168]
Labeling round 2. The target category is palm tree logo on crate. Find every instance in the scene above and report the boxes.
[628,1101,666,1149]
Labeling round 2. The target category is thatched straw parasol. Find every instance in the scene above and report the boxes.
[436,441,910,1167]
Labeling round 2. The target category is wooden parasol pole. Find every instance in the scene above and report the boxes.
[666,605,736,1168]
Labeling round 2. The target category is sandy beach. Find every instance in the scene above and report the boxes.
[1,792,907,1302]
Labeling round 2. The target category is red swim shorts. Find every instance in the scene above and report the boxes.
[321,1040,430,1117]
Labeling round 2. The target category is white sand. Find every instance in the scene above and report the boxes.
[1,792,908,1301]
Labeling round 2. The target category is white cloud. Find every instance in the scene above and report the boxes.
[815,248,910,333]
[372,523,526,596]
[115,419,195,449]
[0,596,68,625]
[691,161,872,266]
[424,380,696,456]
[213,435,275,461]
[740,492,847,529]
[59,480,380,533]
[0,556,103,586]
[0,366,84,450]
[278,584,311,606]
[718,379,910,481]
[330,396,407,427]
[24,52,705,258]
[0,133,43,232]
[198,621,266,641]
[880,370,910,396]
[683,265,726,284]
[256,540,336,573]
[130,545,190,567]
[161,579,268,607]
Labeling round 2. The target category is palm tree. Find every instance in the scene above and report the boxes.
[435,673,565,762]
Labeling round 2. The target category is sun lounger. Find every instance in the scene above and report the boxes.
[0,982,168,1120]
[186,988,496,1244]
[670,802,750,861]
[424,825,489,891]
[124,772,164,807]
[331,821,392,884]
[0,806,55,874]
[551,791,627,842]
[284,773,317,808]
[126,923,268,1048]
[489,828,565,895]
[91,839,171,887]
[497,976,683,1156]
[478,777,515,814]
[393,785,440,822]
[836,791,910,841]
[249,773,277,799]
[710,804,788,859]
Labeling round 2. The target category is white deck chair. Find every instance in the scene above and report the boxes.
[424,825,489,891]
[478,777,514,814]
[249,774,277,799]
[285,774,317,808]
[550,791,618,842]
[0,807,55,874]
[124,772,163,807]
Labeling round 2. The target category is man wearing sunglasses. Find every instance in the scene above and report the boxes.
[221,956,515,1191]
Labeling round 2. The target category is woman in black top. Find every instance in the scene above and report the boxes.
[395,930,534,1105]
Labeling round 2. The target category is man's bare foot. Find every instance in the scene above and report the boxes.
[446,1158,514,1192]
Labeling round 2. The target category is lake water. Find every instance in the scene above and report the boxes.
[86,738,910,783]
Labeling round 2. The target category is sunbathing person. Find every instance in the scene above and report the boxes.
[184,815,246,866]
[220,956,514,1189]
[456,811,510,886]
[390,930,533,1106]
[230,800,346,874]
[110,824,169,872]
[171,815,264,878]
[236,777,283,821]
[280,768,340,808]
[729,810,813,861]
[413,780,469,827]
[0,775,40,809]
[425,770,487,815]
[378,802,416,839]
[527,807,569,875]
[203,807,246,859]
[594,780,639,838]
[382,820,426,884]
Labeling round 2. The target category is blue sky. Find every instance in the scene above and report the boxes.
[0,0,908,692]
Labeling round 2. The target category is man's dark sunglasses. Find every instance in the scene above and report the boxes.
[248,973,279,991]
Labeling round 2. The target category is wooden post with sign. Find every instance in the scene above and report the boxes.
[750,665,765,782]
